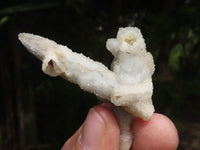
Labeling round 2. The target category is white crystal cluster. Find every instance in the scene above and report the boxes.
[18,27,155,150]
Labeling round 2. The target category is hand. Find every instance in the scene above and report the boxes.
[61,103,179,150]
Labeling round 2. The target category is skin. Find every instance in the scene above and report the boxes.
[61,103,179,150]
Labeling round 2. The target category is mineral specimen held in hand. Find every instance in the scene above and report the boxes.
[18,27,155,150]
[18,27,155,120]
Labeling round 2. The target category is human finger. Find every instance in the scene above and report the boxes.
[61,105,120,150]
[131,113,179,150]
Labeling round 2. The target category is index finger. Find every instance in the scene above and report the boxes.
[131,113,179,150]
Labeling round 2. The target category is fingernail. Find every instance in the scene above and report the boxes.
[80,108,105,150]
[101,102,114,110]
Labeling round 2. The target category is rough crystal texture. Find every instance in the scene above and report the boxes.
[18,27,155,150]
[18,27,155,121]
[106,27,155,120]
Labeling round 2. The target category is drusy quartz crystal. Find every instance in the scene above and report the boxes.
[19,27,155,150]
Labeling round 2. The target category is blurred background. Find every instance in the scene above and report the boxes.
[0,0,200,149]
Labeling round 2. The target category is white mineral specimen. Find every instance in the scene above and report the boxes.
[18,27,155,150]
[107,27,155,120]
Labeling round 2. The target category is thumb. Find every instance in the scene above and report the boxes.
[61,105,120,150]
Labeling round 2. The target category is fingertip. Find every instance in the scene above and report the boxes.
[93,105,119,132]
[101,102,114,110]
[132,113,179,150]
[62,104,120,150]
[93,105,120,149]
